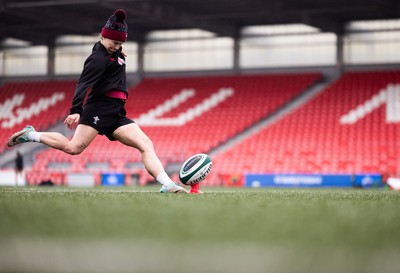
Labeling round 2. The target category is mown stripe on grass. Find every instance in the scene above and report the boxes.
[1,238,400,273]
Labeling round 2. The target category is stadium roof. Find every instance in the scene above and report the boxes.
[0,0,399,46]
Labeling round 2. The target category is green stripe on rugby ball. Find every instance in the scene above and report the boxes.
[179,154,212,185]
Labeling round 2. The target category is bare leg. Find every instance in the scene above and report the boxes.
[112,123,164,178]
[40,125,98,155]
[112,123,188,193]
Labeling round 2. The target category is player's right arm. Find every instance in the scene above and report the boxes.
[69,53,106,115]
[64,113,80,129]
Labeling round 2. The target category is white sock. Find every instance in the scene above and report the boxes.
[156,171,175,187]
[28,132,42,142]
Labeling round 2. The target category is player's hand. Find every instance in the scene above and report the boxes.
[64,113,80,129]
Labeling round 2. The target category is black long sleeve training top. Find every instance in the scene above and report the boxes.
[69,41,127,115]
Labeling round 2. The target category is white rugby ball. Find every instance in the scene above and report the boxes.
[179,154,212,185]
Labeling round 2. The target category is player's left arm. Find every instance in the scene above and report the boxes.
[64,113,80,129]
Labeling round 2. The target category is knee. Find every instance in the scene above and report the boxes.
[64,144,85,155]
[138,137,155,153]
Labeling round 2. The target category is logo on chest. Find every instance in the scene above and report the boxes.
[118,57,125,65]
[109,57,126,66]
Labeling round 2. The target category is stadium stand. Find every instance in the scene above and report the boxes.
[3,73,321,185]
[3,71,399,187]
[207,70,400,186]
[7,71,400,185]
[125,74,321,160]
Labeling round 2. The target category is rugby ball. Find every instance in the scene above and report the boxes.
[179,154,212,185]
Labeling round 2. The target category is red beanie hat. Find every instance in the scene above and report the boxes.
[101,9,128,42]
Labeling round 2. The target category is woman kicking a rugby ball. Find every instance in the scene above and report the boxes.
[7,9,188,194]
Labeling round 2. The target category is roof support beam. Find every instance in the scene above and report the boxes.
[120,1,239,38]
[301,14,344,34]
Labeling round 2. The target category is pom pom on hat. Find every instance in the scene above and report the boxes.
[101,9,128,42]
[114,9,126,21]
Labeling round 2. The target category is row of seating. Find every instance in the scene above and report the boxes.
[4,70,398,187]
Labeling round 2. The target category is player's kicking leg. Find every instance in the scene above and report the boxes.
[7,124,97,156]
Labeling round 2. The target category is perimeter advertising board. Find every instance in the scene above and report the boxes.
[245,173,382,188]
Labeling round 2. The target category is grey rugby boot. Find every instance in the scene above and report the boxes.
[7,125,36,148]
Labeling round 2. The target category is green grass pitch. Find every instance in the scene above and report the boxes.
[0,186,400,273]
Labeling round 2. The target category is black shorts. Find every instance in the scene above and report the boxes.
[80,96,134,141]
